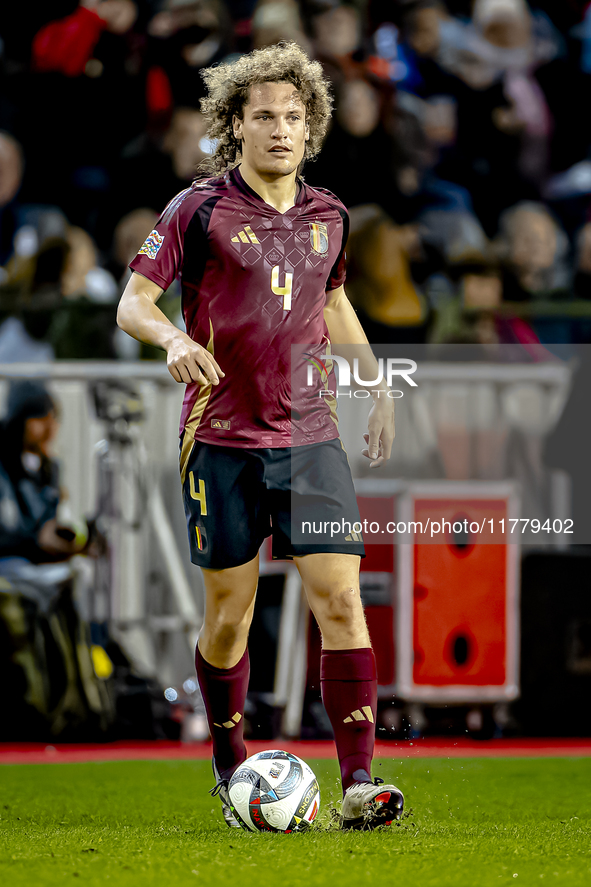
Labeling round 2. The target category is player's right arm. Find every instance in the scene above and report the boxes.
[117,271,224,386]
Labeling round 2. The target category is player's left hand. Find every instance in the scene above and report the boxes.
[362,396,395,468]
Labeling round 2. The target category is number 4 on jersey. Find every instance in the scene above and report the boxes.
[271,265,293,310]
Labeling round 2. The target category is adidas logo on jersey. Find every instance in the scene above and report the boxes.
[343,706,374,724]
[345,531,363,542]
[231,225,259,244]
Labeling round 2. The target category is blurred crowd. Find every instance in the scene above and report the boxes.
[2,0,591,357]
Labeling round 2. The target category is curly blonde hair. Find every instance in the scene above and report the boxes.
[200,42,333,174]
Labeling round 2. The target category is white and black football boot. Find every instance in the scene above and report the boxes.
[341,777,404,830]
[209,759,241,828]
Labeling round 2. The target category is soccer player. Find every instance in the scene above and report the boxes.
[117,41,404,830]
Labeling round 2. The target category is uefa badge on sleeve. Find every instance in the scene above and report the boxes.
[138,229,165,260]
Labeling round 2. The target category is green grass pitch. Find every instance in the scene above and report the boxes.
[1,757,590,887]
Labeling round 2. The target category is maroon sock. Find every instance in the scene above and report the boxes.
[195,646,249,779]
[320,647,377,792]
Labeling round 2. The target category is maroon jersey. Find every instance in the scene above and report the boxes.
[130,167,347,459]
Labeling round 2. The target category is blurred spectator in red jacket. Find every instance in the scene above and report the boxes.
[32,1,138,78]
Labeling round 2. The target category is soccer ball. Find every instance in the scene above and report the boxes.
[228,749,320,833]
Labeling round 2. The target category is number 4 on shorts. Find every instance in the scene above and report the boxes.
[189,472,207,515]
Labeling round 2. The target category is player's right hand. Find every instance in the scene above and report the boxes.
[166,332,225,386]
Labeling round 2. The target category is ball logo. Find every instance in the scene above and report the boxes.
[295,780,319,818]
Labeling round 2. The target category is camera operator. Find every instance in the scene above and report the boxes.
[0,379,119,741]
[0,380,87,588]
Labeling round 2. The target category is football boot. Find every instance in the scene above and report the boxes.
[341,777,404,830]
[209,759,241,828]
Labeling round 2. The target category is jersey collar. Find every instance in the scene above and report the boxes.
[231,166,307,213]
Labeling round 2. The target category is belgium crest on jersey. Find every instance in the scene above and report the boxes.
[309,222,329,255]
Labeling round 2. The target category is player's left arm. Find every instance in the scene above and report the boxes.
[324,285,394,468]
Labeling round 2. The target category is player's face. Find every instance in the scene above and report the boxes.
[233,82,310,179]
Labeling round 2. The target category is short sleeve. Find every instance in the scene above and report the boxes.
[129,188,194,290]
[326,206,350,292]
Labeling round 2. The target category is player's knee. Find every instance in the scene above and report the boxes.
[202,615,251,655]
[205,606,254,638]
[315,585,362,627]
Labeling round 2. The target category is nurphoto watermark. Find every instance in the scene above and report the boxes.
[290,342,591,547]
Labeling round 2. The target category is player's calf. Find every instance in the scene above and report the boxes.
[195,646,249,778]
